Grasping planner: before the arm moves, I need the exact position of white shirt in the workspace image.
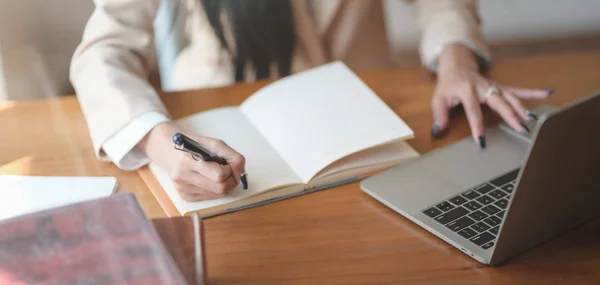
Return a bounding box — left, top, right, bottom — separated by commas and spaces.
102, 112, 170, 170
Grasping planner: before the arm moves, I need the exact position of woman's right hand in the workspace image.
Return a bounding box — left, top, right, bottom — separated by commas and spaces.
138, 122, 246, 201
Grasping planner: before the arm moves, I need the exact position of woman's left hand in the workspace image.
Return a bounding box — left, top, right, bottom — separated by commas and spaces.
431, 44, 552, 148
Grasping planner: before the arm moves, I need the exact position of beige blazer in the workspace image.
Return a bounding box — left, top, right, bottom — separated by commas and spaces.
71, 0, 490, 161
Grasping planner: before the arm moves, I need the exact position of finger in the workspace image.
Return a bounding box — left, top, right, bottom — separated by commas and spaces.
486, 94, 526, 133
175, 182, 223, 201
215, 146, 245, 187
226, 153, 246, 187
459, 88, 485, 145
191, 160, 232, 183
198, 138, 246, 185
503, 91, 530, 121
504, 87, 552, 100
180, 171, 238, 195
431, 95, 451, 138
178, 192, 202, 202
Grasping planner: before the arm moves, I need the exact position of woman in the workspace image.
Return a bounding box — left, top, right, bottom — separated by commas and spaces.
71, 0, 551, 201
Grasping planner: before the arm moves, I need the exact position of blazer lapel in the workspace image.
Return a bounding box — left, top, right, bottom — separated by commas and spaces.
313, 0, 342, 36
291, 0, 329, 68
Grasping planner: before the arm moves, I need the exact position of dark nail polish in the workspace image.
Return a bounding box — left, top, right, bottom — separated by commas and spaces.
478, 136, 486, 149
431, 122, 441, 138
520, 122, 531, 133
526, 110, 538, 121
545, 88, 555, 95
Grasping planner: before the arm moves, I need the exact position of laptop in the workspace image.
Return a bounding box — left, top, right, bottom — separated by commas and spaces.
361, 92, 600, 265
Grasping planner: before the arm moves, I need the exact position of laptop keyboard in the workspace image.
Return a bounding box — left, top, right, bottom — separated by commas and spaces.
421, 168, 519, 250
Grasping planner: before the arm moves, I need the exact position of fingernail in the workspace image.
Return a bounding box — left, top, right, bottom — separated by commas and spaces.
526, 110, 538, 121
431, 122, 441, 138
478, 136, 486, 149
545, 88, 554, 95
520, 122, 531, 133
240, 171, 248, 190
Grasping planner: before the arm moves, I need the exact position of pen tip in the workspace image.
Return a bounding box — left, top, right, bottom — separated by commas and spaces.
240, 172, 248, 190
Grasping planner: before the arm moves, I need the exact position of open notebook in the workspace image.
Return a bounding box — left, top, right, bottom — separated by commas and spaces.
145, 62, 419, 217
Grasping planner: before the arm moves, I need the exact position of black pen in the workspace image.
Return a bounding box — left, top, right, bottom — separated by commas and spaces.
173, 133, 248, 190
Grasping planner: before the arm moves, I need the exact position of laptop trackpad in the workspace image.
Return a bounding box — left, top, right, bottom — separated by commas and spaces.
421, 127, 528, 190
361, 127, 528, 215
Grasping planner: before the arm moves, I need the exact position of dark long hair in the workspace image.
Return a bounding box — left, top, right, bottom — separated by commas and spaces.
202, 0, 296, 81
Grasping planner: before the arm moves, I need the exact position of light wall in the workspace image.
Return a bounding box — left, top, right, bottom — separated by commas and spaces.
0, 0, 94, 101
1, 0, 600, 101
385, 0, 600, 52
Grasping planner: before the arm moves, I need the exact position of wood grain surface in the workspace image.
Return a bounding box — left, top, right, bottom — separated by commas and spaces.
2, 49, 600, 284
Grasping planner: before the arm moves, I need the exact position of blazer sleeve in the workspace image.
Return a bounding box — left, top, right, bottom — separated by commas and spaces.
414, 0, 492, 72
70, 0, 169, 161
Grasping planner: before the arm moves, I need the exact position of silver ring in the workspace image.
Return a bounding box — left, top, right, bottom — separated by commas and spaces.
484, 86, 501, 102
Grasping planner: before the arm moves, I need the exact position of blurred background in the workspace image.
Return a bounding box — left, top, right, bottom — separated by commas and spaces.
1, 0, 599, 102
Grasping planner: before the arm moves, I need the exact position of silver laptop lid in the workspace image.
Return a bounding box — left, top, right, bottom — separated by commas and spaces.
491, 92, 600, 265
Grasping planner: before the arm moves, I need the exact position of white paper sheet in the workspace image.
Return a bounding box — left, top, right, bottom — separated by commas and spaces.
0, 175, 117, 220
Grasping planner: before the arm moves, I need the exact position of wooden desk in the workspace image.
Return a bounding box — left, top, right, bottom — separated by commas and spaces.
2, 49, 600, 284
153, 216, 205, 285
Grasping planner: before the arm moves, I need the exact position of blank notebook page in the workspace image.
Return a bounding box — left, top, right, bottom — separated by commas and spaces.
241, 62, 414, 182
0, 175, 117, 220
